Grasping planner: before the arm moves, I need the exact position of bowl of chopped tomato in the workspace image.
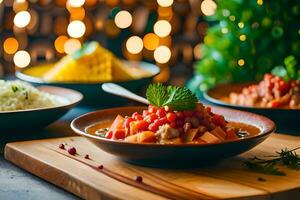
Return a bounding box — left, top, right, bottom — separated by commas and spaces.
71, 103, 275, 167
204, 74, 300, 133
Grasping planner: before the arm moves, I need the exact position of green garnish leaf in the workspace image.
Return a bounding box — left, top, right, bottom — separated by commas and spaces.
11, 85, 18, 92
244, 147, 300, 176
146, 83, 198, 110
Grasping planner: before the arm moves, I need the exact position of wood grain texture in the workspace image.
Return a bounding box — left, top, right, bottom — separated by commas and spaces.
4, 133, 300, 200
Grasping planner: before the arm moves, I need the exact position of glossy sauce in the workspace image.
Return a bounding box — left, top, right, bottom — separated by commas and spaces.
86, 121, 261, 142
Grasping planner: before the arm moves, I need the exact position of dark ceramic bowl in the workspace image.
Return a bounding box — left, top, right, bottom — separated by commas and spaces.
16, 61, 160, 107
0, 86, 82, 132
204, 83, 300, 133
71, 106, 275, 167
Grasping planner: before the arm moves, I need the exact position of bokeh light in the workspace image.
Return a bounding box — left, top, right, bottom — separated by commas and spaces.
67, 0, 85, 7
114, 10, 132, 29
126, 36, 143, 54
201, 0, 217, 16
67, 20, 86, 38
13, 50, 31, 68
238, 59, 245, 66
239, 34, 246, 41
154, 20, 171, 37
54, 35, 68, 53
14, 11, 31, 28
64, 38, 81, 54
143, 33, 159, 50
154, 46, 171, 63
3, 37, 19, 54
157, 0, 173, 7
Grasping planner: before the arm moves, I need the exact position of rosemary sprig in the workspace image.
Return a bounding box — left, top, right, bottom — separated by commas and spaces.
244, 147, 300, 176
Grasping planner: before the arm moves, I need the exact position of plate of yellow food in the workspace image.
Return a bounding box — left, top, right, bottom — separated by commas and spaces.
16, 41, 160, 106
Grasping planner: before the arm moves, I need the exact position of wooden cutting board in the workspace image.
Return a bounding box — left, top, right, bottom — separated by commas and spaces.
4, 133, 300, 200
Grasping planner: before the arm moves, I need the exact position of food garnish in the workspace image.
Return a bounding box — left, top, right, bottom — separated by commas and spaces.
146, 83, 198, 111
98, 165, 104, 169
58, 144, 65, 149
244, 147, 300, 176
84, 154, 90, 159
67, 147, 77, 155
135, 176, 143, 183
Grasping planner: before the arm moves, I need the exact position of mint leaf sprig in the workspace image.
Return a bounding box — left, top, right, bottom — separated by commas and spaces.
244, 147, 300, 176
146, 83, 198, 111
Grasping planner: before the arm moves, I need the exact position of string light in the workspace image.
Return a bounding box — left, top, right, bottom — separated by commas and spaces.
126, 36, 143, 54
114, 10, 132, 29
3, 37, 19, 54
13, 50, 31, 68
201, 0, 217, 16
54, 36, 68, 53
67, 0, 85, 7
154, 46, 171, 63
157, 0, 173, 7
154, 20, 171, 37
143, 33, 159, 50
239, 34, 246, 41
14, 11, 31, 28
64, 38, 81, 54
238, 59, 245, 66
67, 20, 86, 38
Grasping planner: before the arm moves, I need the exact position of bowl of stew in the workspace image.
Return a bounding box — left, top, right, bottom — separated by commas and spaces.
71, 103, 275, 167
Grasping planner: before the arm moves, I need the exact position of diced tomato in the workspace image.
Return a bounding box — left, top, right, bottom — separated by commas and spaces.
109, 115, 125, 132
132, 112, 143, 121
157, 117, 168, 125
166, 112, 177, 122
105, 130, 113, 139
156, 108, 166, 118
144, 113, 158, 123
212, 114, 226, 127
137, 131, 156, 143
124, 117, 134, 129
142, 110, 149, 117
113, 129, 126, 139
148, 105, 157, 114
278, 80, 290, 94
148, 122, 159, 132
270, 100, 281, 108
129, 120, 149, 134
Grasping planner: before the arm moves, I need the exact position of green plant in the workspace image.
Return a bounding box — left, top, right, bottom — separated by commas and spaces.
189, 0, 300, 92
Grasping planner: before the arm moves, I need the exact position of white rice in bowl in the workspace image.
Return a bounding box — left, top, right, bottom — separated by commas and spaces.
0, 80, 68, 112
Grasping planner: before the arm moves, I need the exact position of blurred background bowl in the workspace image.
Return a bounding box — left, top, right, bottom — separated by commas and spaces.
0, 86, 83, 132
16, 61, 159, 107
204, 83, 300, 134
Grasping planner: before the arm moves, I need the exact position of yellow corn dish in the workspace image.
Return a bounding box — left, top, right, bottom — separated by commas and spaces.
40, 42, 151, 83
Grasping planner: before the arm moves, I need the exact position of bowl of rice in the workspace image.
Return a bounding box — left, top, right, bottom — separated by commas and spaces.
0, 80, 83, 131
